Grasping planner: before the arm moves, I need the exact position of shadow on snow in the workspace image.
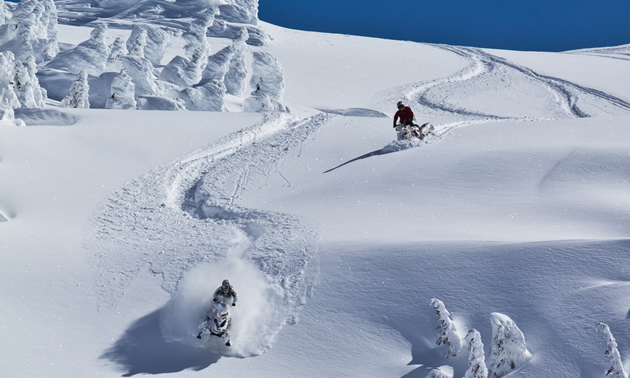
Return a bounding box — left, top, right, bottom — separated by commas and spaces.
101, 309, 221, 377
323, 148, 393, 173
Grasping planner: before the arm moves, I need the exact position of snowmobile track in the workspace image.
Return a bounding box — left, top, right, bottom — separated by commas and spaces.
86, 112, 336, 331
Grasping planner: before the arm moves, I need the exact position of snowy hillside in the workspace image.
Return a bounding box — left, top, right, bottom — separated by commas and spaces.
1, 1, 630, 377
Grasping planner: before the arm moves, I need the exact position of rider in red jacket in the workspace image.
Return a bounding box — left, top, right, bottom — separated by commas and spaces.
393, 101, 415, 127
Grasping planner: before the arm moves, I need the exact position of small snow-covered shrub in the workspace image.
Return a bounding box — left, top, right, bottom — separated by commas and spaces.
487, 313, 531, 378
61, 70, 89, 108
430, 298, 462, 358
465, 329, 488, 378
106, 69, 136, 110
596, 322, 627, 378
425, 366, 454, 378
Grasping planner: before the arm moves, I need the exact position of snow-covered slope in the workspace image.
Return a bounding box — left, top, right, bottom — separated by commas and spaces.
1, 5, 630, 378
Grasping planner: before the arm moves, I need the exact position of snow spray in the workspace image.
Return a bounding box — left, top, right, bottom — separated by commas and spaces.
159, 232, 283, 356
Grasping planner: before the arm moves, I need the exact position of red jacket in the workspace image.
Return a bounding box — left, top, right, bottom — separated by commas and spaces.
394, 106, 414, 126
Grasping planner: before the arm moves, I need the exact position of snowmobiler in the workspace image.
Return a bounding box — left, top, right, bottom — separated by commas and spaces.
393, 101, 434, 140
393, 101, 415, 128
197, 279, 237, 346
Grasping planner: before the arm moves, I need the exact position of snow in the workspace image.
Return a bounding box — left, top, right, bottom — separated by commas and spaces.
1, 3, 630, 378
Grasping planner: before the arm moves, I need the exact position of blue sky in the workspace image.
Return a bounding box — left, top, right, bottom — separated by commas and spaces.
258, 0, 630, 52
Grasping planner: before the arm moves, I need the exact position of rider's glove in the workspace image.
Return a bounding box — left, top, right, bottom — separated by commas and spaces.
232, 303, 236, 306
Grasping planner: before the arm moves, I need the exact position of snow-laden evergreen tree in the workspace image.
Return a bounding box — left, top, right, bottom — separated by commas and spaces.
0, 0, 58, 62
61, 70, 89, 108
106, 37, 127, 71
0, 51, 20, 121
13, 55, 46, 108
201, 44, 236, 84
596, 322, 627, 378
179, 80, 225, 111
46, 22, 109, 75
243, 51, 289, 112
176, 44, 237, 111
465, 329, 488, 378
430, 298, 462, 358
217, 0, 259, 24
35, 0, 59, 60
120, 54, 159, 97
186, 47, 209, 85
106, 69, 136, 110
425, 366, 454, 378
487, 313, 532, 378
0, 0, 10, 25
126, 25, 171, 67
225, 27, 248, 96
183, 7, 217, 58
127, 28, 147, 58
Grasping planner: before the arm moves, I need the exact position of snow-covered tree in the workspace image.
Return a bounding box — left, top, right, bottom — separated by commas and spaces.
217, 0, 259, 25
187, 47, 209, 85
0, 0, 58, 62
13, 55, 46, 108
225, 27, 248, 96
120, 55, 158, 97
127, 28, 147, 58
126, 25, 171, 67
201, 44, 236, 85
46, 22, 109, 75
425, 366, 454, 378
183, 7, 217, 58
465, 329, 488, 378
179, 80, 225, 111
430, 298, 462, 358
0, 0, 11, 25
243, 51, 289, 112
61, 70, 89, 108
596, 322, 627, 378
36, 0, 59, 60
108, 37, 127, 63
106, 69, 136, 110
0, 51, 20, 121
487, 313, 532, 378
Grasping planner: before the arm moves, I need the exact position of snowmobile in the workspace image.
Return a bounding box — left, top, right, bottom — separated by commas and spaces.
196, 300, 232, 346
395, 122, 434, 141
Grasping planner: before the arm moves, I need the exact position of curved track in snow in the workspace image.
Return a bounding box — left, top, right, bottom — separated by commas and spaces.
377, 45, 630, 142
87, 112, 335, 355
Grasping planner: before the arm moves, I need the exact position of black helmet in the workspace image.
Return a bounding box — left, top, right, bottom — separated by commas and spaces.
222, 279, 230, 288
397, 101, 404, 109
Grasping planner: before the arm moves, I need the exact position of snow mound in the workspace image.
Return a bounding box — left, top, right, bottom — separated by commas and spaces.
382, 138, 425, 153
316, 107, 389, 118
14, 108, 76, 125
